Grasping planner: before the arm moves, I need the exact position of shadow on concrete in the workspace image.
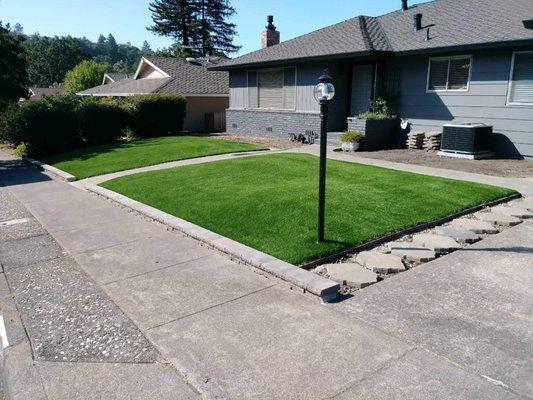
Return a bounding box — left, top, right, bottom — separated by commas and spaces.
0, 159, 52, 187
460, 246, 533, 254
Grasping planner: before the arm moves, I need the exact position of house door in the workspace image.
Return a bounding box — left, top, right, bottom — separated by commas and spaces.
350, 64, 374, 116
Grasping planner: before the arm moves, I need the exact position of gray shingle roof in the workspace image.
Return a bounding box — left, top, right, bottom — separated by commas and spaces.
79, 57, 228, 96
104, 72, 129, 82
379, 0, 533, 53
78, 78, 171, 96
28, 87, 65, 100
146, 57, 229, 95
212, 0, 533, 70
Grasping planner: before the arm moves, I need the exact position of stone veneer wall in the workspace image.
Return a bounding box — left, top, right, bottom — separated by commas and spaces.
226, 109, 321, 139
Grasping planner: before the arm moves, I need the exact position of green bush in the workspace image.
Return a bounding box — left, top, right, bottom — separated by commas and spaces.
0, 94, 82, 157
340, 129, 364, 143
127, 94, 186, 138
358, 97, 391, 120
79, 102, 129, 145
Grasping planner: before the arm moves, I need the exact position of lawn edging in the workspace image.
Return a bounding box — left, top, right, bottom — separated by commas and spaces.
299, 192, 521, 270
25, 158, 77, 182
86, 184, 340, 302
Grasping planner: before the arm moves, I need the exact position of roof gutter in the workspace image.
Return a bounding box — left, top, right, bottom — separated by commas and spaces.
207, 50, 391, 71
393, 38, 533, 56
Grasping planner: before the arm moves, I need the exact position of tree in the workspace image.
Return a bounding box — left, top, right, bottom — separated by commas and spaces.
0, 22, 28, 109
148, 0, 194, 56
64, 60, 107, 94
141, 40, 153, 55
24, 35, 86, 86
148, 0, 240, 57
106, 33, 119, 63
191, 0, 240, 56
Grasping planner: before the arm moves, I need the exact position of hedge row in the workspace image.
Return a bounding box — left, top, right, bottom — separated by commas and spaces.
0, 93, 186, 158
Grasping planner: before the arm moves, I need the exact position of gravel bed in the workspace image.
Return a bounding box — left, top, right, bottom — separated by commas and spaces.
210, 133, 304, 150
351, 149, 533, 178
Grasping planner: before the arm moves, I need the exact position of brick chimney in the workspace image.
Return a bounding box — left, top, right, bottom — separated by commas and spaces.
261, 16, 280, 49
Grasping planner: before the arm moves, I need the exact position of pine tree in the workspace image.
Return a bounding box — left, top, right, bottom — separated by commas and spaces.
148, 0, 240, 57
148, 0, 195, 56
191, 0, 240, 56
106, 33, 118, 63
141, 40, 153, 55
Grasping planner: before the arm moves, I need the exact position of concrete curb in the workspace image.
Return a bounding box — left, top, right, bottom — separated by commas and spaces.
86, 185, 340, 302
25, 159, 77, 182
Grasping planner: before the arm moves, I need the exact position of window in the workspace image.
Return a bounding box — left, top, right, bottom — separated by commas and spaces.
507, 51, 533, 105
427, 56, 471, 92
247, 67, 296, 110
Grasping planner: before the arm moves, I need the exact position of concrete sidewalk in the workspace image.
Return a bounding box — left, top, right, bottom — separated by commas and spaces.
1, 151, 531, 399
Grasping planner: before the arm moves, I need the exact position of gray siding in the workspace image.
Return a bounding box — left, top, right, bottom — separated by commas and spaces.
227, 61, 348, 134
395, 50, 533, 158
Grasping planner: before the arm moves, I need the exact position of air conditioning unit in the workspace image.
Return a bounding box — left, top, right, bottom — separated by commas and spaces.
438, 123, 494, 159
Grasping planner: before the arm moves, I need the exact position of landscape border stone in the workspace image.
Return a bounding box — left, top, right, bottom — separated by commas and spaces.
25, 158, 77, 182
86, 185, 340, 302
300, 192, 521, 270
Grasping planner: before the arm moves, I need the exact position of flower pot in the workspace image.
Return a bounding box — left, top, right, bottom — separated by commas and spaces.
341, 141, 360, 152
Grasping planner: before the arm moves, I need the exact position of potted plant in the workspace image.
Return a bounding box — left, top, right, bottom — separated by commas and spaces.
340, 129, 363, 152
346, 97, 398, 150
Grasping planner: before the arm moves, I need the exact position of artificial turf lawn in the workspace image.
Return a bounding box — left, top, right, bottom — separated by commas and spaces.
45, 136, 266, 179
102, 153, 515, 265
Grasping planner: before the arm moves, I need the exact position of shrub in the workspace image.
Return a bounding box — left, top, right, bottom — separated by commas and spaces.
127, 94, 186, 138
79, 102, 129, 145
64, 60, 108, 94
0, 95, 82, 157
340, 130, 364, 143
358, 97, 391, 120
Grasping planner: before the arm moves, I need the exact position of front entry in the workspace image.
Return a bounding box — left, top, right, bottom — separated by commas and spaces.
350, 64, 374, 116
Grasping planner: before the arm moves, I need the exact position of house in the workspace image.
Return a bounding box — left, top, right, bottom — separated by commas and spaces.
102, 72, 129, 85
79, 56, 229, 132
26, 86, 65, 100
210, 0, 533, 159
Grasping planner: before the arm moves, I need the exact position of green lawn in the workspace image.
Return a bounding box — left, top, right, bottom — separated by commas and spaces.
45, 136, 266, 179
102, 153, 515, 265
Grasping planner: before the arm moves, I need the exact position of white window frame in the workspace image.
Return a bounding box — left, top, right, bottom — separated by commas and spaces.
245, 67, 297, 111
506, 50, 533, 106
426, 55, 472, 93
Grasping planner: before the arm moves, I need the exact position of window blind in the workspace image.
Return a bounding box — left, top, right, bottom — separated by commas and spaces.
428, 56, 470, 91
247, 68, 296, 110
509, 52, 533, 104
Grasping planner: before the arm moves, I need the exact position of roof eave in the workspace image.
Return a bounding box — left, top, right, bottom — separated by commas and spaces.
394, 38, 533, 56
207, 50, 389, 71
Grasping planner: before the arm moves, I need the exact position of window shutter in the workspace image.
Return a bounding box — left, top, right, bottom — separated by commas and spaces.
283, 68, 296, 110
509, 52, 533, 104
448, 58, 470, 90
428, 59, 449, 90
258, 69, 283, 109
247, 71, 258, 108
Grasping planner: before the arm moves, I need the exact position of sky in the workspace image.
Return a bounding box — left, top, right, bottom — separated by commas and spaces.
0, 0, 428, 56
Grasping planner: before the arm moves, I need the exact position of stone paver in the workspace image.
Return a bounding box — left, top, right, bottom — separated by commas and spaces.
335, 220, 533, 398
434, 226, 482, 244
515, 197, 533, 211
355, 251, 406, 273
449, 218, 499, 234
491, 205, 533, 219
388, 242, 436, 263
411, 233, 461, 254
476, 212, 522, 227
324, 262, 378, 288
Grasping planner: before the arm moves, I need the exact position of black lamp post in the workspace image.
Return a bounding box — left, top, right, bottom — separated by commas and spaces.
313, 70, 335, 243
